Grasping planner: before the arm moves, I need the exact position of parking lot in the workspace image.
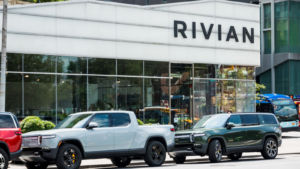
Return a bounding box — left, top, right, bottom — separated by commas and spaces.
10, 132, 300, 169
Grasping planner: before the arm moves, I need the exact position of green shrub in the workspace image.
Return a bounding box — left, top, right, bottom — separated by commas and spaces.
21, 116, 56, 133
137, 119, 144, 125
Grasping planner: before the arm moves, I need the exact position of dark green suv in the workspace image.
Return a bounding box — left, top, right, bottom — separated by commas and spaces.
169, 113, 282, 163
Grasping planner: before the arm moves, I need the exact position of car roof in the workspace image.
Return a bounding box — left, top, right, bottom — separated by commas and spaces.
70, 111, 135, 115
206, 112, 275, 116
0, 112, 15, 116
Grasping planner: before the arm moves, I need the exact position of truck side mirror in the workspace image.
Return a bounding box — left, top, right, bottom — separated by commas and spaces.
87, 122, 98, 129
226, 122, 235, 129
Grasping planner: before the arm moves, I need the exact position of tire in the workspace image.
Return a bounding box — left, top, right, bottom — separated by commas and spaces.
261, 138, 278, 159
0, 148, 9, 169
227, 153, 242, 160
144, 141, 166, 166
56, 144, 82, 169
172, 156, 186, 164
208, 139, 222, 163
24, 162, 49, 169
111, 157, 132, 167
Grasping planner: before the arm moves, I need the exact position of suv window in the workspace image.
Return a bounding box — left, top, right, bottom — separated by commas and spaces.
258, 114, 278, 125
111, 113, 131, 127
91, 114, 109, 128
228, 115, 242, 126
241, 115, 258, 125
0, 114, 16, 128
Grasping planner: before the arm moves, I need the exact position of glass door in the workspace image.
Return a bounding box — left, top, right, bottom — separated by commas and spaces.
170, 63, 193, 131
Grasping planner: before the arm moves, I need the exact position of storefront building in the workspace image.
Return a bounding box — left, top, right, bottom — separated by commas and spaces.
1, 0, 260, 131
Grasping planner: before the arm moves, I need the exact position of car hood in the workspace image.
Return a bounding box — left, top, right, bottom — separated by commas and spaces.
22, 128, 80, 137
175, 128, 220, 135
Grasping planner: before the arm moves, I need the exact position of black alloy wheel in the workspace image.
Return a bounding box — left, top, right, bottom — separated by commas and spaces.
227, 153, 242, 160
208, 139, 222, 163
111, 157, 132, 167
172, 156, 186, 164
24, 162, 49, 169
56, 144, 82, 169
144, 141, 166, 166
261, 138, 278, 159
0, 148, 8, 169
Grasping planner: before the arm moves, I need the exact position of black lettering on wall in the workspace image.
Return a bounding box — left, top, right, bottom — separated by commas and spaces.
174, 20, 187, 38
200, 23, 214, 39
218, 25, 221, 41
226, 26, 239, 42
243, 27, 254, 43
192, 22, 196, 38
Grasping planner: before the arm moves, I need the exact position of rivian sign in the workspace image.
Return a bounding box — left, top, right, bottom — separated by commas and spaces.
174, 20, 254, 43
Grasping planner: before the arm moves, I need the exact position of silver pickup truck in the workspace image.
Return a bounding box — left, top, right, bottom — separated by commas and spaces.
20, 111, 175, 169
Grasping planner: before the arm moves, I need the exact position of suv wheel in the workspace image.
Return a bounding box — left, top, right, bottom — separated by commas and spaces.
227, 153, 242, 160
172, 156, 186, 164
56, 144, 82, 169
261, 138, 278, 159
24, 162, 49, 169
144, 141, 166, 166
208, 140, 222, 163
0, 148, 9, 169
111, 157, 132, 167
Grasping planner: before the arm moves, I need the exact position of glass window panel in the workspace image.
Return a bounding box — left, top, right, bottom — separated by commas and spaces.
117, 59, 143, 76
237, 66, 255, 80
57, 75, 87, 124
90, 114, 109, 128
5, 73, 22, 120
289, 60, 300, 94
111, 113, 131, 127
264, 4, 271, 28
117, 77, 143, 113
275, 1, 288, 19
193, 79, 217, 123
241, 115, 258, 124
216, 80, 236, 113
57, 56, 87, 74
264, 31, 271, 54
289, 18, 300, 53
24, 54, 56, 72
88, 58, 116, 75
275, 61, 289, 95
262, 115, 278, 124
259, 70, 272, 94
275, 1, 288, 53
228, 115, 242, 126
0, 115, 16, 128
88, 76, 116, 111
24, 74, 56, 124
194, 64, 216, 78
7, 53, 22, 71
216, 65, 237, 79
144, 61, 169, 77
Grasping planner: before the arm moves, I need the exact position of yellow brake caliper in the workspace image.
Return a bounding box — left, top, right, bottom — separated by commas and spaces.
72, 154, 76, 163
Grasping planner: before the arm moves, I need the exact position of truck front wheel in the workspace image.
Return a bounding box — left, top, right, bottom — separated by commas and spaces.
111, 157, 131, 167
144, 141, 166, 166
56, 144, 82, 169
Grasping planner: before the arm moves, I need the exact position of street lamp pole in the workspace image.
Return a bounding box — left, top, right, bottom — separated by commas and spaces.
0, 0, 8, 112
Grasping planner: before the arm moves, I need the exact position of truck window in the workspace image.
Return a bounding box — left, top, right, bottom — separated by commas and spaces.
262, 115, 278, 124
228, 115, 242, 126
0, 114, 16, 128
111, 113, 131, 127
91, 114, 109, 128
241, 115, 258, 125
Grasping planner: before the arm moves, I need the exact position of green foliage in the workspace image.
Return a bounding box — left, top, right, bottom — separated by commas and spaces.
255, 82, 266, 100
21, 116, 56, 133
137, 119, 144, 125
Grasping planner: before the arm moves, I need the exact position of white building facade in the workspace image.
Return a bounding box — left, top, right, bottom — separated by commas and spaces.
0, 0, 260, 131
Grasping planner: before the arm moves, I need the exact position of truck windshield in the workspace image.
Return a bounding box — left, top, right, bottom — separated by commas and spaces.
193, 114, 230, 129
273, 104, 298, 121
55, 113, 93, 129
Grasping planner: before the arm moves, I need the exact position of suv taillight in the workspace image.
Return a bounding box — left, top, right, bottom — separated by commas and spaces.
15, 131, 22, 135
170, 128, 175, 132
279, 126, 282, 131
38, 136, 42, 145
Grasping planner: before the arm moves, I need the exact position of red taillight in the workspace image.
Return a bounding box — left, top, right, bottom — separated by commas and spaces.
170, 128, 175, 132
15, 131, 22, 135
38, 136, 42, 145
279, 127, 282, 131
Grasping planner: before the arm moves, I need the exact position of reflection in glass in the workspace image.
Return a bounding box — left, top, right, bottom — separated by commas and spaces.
144, 61, 169, 77
24, 54, 56, 72
194, 79, 217, 123
7, 53, 22, 71
57, 75, 87, 124
6, 73, 22, 120
216, 65, 237, 79
88, 58, 116, 75
55, 113, 93, 129
237, 66, 255, 80
117, 77, 143, 114
88, 76, 116, 111
117, 60, 143, 76
57, 56, 87, 74
216, 80, 236, 113
194, 64, 216, 78
24, 74, 56, 124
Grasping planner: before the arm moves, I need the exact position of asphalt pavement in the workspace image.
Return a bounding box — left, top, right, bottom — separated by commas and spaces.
9, 132, 300, 169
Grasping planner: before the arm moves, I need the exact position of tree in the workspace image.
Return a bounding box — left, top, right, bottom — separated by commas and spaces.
255, 82, 266, 100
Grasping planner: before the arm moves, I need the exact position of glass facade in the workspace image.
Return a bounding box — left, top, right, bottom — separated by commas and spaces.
264, 31, 272, 54
289, 1, 300, 53
259, 70, 272, 94
275, 1, 289, 53
264, 4, 271, 29
5, 53, 255, 131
